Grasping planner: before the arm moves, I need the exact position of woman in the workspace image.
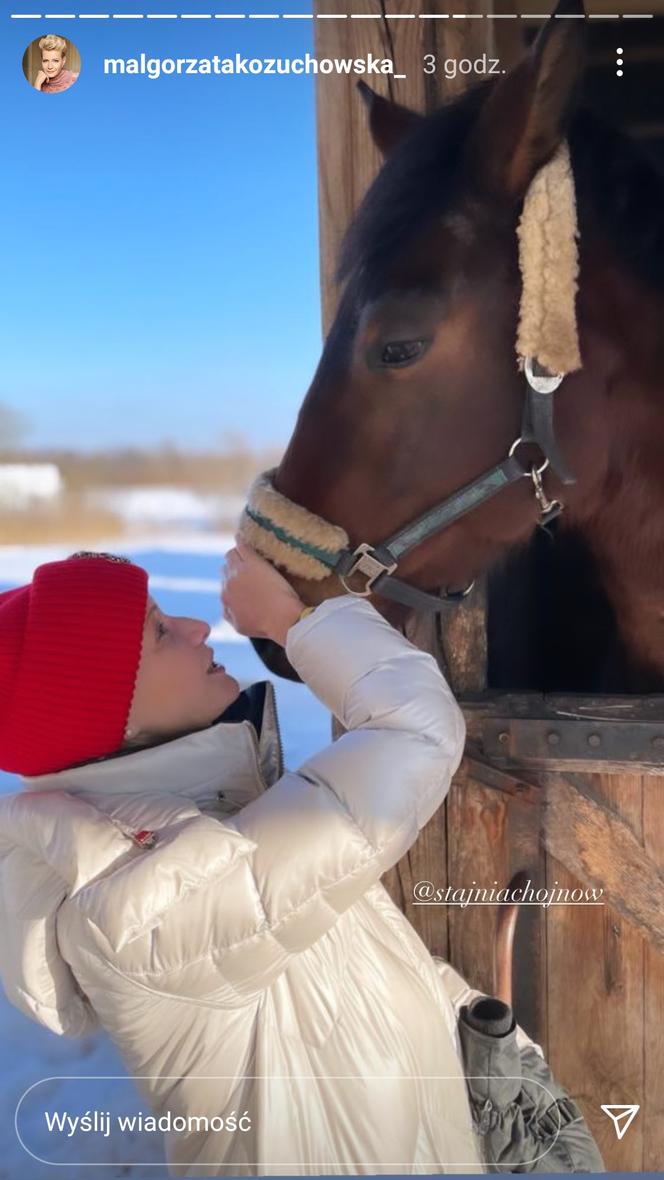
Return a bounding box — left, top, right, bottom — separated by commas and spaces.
0, 541, 495, 1175
33, 33, 79, 93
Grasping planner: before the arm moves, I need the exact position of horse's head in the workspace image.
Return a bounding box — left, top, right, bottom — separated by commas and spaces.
251, 0, 610, 680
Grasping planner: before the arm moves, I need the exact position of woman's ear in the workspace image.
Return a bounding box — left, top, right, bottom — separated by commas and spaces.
123, 722, 140, 747
464, 0, 586, 199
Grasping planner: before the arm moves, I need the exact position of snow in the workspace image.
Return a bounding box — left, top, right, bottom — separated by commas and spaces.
86, 487, 246, 529
0, 530, 238, 584
0, 464, 63, 508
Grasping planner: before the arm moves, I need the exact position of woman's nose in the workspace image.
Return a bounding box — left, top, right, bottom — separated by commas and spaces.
182, 617, 211, 644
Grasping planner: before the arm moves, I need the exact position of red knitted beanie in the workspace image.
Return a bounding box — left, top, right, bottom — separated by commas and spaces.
0, 552, 149, 776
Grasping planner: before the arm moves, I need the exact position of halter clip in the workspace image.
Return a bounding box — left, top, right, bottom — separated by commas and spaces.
339, 543, 398, 597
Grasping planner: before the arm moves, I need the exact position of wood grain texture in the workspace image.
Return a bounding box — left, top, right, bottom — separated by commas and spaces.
545, 773, 646, 1170
643, 776, 664, 1169
314, 1, 387, 336
542, 773, 664, 955
446, 765, 546, 1044
438, 579, 488, 695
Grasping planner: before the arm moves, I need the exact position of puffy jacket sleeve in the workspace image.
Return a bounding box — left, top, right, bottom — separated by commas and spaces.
212, 594, 466, 996
0, 837, 101, 1037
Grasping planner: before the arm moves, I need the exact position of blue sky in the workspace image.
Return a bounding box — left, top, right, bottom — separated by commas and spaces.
2, 3, 324, 450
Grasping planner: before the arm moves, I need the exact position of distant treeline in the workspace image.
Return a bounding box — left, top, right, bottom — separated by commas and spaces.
0, 441, 284, 492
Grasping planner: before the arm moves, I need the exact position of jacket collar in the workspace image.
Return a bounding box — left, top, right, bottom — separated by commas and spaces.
20, 679, 284, 814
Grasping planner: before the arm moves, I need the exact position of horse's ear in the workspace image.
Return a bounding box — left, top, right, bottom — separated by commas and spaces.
465, 0, 587, 199
357, 81, 424, 157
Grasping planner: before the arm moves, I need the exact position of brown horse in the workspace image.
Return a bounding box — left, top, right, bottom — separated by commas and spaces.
251, 0, 664, 694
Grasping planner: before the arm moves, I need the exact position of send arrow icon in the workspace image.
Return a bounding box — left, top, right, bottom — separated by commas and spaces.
601, 1104, 640, 1140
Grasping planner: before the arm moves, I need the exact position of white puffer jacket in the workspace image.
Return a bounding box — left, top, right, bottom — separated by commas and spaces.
0, 595, 487, 1175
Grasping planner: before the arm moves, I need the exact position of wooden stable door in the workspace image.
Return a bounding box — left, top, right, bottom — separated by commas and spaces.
451, 748, 664, 1170
378, 647, 664, 1169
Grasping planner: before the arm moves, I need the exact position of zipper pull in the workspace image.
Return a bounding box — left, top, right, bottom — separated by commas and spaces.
131, 829, 158, 849
476, 1098, 494, 1135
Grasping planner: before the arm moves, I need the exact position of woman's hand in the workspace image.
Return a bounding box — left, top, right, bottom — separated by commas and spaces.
222, 535, 305, 646
34, 70, 47, 89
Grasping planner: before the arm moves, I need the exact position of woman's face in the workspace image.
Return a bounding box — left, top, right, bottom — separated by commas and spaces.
126, 596, 241, 745
41, 49, 65, 79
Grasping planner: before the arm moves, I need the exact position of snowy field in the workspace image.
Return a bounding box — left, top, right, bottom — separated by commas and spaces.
0, 534, 331, 1179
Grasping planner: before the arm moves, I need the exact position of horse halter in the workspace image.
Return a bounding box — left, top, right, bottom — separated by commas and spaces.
242, 362, 574, 615
241, 143, 581, 615
331, 357, 576, 611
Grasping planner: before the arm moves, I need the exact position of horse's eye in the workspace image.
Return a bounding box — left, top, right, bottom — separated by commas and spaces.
380, 339, 428, 366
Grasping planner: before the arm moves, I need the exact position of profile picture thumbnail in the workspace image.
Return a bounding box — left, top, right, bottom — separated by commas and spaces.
23, 33, 81, 94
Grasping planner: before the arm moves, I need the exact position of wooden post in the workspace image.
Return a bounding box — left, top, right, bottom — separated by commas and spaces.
315, 0, 494, 338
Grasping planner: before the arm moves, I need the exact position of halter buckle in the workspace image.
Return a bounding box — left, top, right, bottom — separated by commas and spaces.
339, 543, 398, 597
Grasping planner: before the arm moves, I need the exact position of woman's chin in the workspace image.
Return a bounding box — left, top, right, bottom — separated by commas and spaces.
216, 673, 241, 704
